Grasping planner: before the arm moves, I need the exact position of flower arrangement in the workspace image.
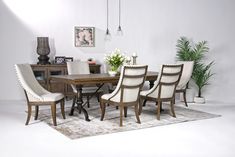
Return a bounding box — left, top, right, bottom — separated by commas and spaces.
104, 48, 126, 72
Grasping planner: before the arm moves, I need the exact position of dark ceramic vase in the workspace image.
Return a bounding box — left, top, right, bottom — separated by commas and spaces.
37, 37, 50, 64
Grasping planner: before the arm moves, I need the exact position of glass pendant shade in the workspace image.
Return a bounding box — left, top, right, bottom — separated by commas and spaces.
116, 25, 123, 36
105, 28, 112, 41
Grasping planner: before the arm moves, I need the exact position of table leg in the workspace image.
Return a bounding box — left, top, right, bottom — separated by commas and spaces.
77, 85, 90, 121
69, 85, 90, 121
69, 94, 77, 116
69, 84, 104, 122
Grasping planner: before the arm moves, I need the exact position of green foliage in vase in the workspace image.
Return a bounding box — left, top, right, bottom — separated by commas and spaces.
104, 48, 125, 71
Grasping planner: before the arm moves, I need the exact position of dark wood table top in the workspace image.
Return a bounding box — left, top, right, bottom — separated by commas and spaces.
50, 71, 158, 85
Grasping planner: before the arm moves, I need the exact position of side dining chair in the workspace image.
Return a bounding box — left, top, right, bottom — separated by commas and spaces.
175, 61, 194, 107
100, 65, 148, 126
15, 64, 65, 126
67, 61, 102, 111
139, 64, 183, 120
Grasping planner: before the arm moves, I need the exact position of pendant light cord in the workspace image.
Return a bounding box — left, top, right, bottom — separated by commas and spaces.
118, 0, 121, 27
107, 0, 109, 30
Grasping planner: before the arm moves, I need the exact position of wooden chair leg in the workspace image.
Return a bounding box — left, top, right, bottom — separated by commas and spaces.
69, 95, 76, 116
124, 107, 128, 117
135, 104, 141, 124
34, 106, 39, 120
170, 100, 176, 118
143, 99, 147, 106
120, 106, 123, 127
157, 101, 161, 120
51, 103, 57, 126
159, 102, 164, 112
183, 91, 188, 107
100, 99, 106, 121
173, 96, 176, 104
139, 97, 143, 115
25, 105, 32, 125
60, 99, 66, 119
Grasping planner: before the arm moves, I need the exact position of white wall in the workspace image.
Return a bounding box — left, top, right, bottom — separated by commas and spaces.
0, 0, 235, 103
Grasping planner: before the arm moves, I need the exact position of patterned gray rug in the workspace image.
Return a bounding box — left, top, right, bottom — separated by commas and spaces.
38, 101, 220, 139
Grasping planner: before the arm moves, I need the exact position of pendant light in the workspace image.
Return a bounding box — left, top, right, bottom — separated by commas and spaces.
105, 0, 111, 41
116, 0, 123, 36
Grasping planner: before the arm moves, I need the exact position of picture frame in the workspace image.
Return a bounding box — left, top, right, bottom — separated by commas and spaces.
74, 26, 95, 47
65, 57, 74, 62
54, 56, 65, 64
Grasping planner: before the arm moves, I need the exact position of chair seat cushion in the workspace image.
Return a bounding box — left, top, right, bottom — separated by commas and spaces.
41, 93, 64, 102
101, 93, 112, 101
140, 90, 156, 99
102, 93, 121, 102
140, 90, 150, 97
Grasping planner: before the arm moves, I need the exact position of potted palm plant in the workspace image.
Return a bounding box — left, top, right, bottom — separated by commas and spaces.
193, 62, 214, 103
176, 37, 214, 103
176, 37, 209, 72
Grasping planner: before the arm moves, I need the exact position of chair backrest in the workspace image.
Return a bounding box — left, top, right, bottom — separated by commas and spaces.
15, 64, 49, 101
109, 65, 148, 103
146, 64, 183, 99
67, 61, 90, 75
176, 61, 194, 89
158, 64, 183, 99
67, 61, 90, 93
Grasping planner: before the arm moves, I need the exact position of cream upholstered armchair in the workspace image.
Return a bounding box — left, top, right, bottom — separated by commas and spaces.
139, 64, 183, 120
100, 65, 148, 126
15, 64, 65, 126
67, 61, 102, 110
175, 61, 194, 107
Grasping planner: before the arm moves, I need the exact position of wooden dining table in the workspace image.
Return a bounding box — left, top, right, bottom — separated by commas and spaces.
50, 71, 158, 121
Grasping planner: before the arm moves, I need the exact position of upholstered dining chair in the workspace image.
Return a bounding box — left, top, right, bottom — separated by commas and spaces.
100, 65, 148, 126
67, 61, 102, 109
175, 61, 194, 107
15, 64, 65, 126
139, 64, 183, 120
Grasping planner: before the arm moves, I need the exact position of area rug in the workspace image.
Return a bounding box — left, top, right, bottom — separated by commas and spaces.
38, 101, 220, 139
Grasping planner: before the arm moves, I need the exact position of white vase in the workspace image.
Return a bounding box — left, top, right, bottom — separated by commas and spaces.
108, 71, 117, 76
194, 96, 205, 104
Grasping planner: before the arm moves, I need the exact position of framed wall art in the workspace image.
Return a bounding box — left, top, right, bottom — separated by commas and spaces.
74, 26, 95, 47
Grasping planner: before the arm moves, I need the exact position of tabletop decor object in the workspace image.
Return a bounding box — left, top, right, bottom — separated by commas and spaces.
104, 48, 125, 76
125, 56, 131, 65
37, 37, 50, 64
54, 56, 65, 64
132, 52, 137, 65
